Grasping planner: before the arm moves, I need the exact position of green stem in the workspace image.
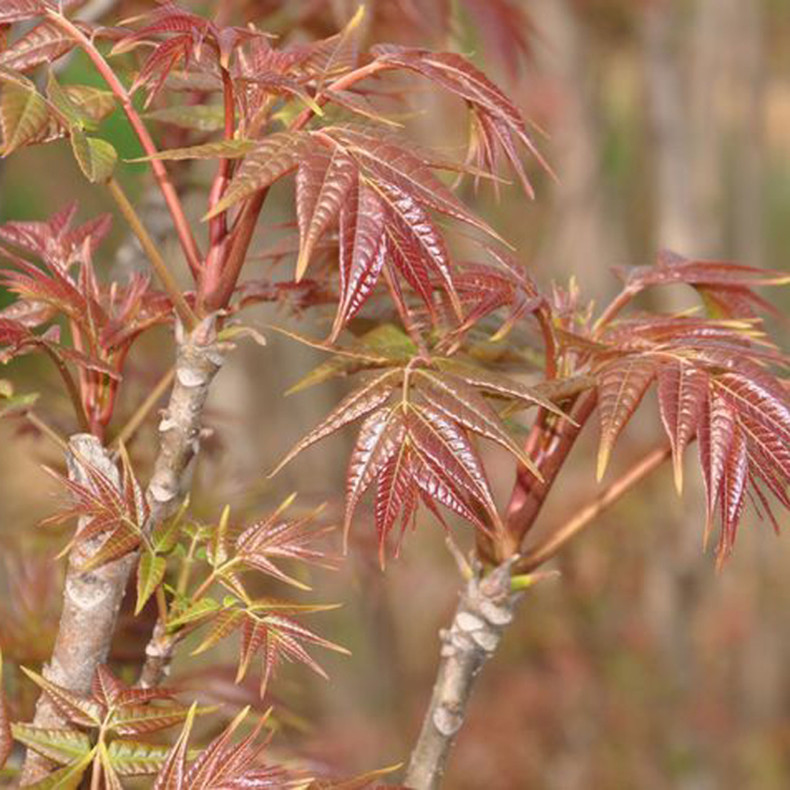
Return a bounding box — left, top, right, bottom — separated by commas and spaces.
107, 178, 197, 329
176, 530, 201, 598
26, 411, 69, 451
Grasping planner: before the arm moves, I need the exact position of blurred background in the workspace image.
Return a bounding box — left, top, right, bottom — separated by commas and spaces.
1, 0, 790, 788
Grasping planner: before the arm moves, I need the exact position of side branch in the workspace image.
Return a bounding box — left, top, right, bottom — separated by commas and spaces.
517, 444, 672, 572
107, 178, 197, 329
404, 562, 518, 790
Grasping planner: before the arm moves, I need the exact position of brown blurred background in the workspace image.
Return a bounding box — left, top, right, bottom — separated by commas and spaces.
1, 1, 790, 788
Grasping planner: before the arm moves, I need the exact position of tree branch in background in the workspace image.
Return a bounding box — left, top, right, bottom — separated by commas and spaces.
517, 444, 673, 572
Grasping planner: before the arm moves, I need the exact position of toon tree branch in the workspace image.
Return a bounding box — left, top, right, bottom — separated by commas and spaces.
504, 390, 599, 551
404, 561, 518, 790
138, 319, 226, 688
405, 392, 599, 788
21, 320, 224, 785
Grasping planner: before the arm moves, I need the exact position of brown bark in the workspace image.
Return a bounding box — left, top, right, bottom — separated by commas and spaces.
21, 318, 225, 784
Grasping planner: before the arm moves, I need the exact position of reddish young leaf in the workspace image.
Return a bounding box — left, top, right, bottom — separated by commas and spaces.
409, 451, 485, 529
379, 180, 461, 317
235, 511, 337, 589
332, 179, 388, 338
188, 602, 347, 699
42, 451, 148, 569
718, 427, 748, 561
595, 354, 656, 480
270, 369, 400, 476
206, 132, 308, 218
657, 359, 708, 492
407, 404, 499, 527
0, 20, 76, 71
371, 45, 550, 196
21, 667, 103, 727
174, 706, 303, 789
296, 143, 357, 280
327, 125, 501, 239
344, 407, 406, 540
0, 2, 52, 26
374, 442, 414, 560
152, 704, 196, 790
415, 369, 536, 470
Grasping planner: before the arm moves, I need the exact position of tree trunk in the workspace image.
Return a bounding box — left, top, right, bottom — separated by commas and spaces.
21, 318, 225, 784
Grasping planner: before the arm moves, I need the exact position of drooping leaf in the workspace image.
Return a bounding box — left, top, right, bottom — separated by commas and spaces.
0, 75, 50, 154
70, 128, 117, 183
370, 45, 550, 197
62, 86, 115, 126
136, 551, 167, 615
